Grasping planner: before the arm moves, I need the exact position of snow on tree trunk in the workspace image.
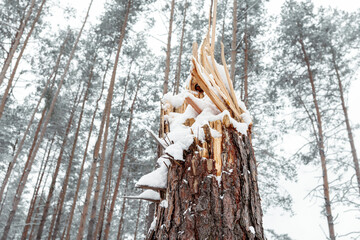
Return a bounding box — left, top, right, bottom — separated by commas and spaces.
148, 124, 264, 239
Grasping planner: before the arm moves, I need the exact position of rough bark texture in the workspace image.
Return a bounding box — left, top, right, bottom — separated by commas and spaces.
148, 126, 264, 240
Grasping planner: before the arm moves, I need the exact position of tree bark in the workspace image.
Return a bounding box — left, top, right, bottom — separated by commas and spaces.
299, 39, 336, 240
103, 79, 140, 240
0, 0, 36, 87
0, 0, 47, 119
174, 0, 187, 95
163, 0, 175, 94
230, 0, 237, 83
331, 49, 360, 195
148, 126, 264, 239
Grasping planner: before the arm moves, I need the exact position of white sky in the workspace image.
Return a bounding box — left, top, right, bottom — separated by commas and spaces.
39, 0, 360, 239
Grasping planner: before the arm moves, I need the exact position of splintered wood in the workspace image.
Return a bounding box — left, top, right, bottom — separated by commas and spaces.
161, 0, 249, 176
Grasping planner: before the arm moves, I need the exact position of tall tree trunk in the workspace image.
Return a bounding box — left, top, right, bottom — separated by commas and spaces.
243, 3, 249, 107
174, 0, 187, 95
103, 79, 140, 240
0, 0, 92, 236
65, 56, 108, 240
163, 0, 175, 94
148, 126, 264, 239
299, 39, 336, 240
35, 84, 82, 240
21, 135, 55, 240
116, 176, 130, 240
134, 200, 142, 240
221, 0, 228, 44
0, 0, 47, 119
0, 33, 69, 205
51, 57, 95, 240
331, 50, 360, 194
230, 0, 237, 83
0, 0, 36, 87
77, 1, 129, 239
93, 63, 131, 239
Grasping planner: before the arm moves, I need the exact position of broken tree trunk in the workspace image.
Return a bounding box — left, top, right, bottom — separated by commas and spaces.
147, 122, 264, 239
140, 2, 264, 239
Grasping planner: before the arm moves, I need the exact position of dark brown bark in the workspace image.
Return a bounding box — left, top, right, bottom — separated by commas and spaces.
163, 0, 175, 94
148, 127, 264, 240
35, 84, 82, 240
230, 0, 237, 83
0, 0, 47, 119
0, 0, 35, 87
299, 39, 336, 240
65, 56, 108, 240
21, 135, 55, 240
103, 79, 141, 240
174, 0, 187, 95
331, 50, 360, 194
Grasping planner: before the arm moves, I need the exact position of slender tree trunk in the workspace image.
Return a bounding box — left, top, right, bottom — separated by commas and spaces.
0, 0, 47, 119
116, 177, 129, 240
0, 33, 69, 205
0, 0, 92, 235
103, 79, 140, 240
77, 1, 129, 238
230, 0, 237, 83
21, 135, 55, 240
134, 200, 142, 240
0, 0, 36, 87
163, 0, 175, 94
93, 64, 131, 239
51, 57, 95, 240
243, 4, 249, 107
299, 39, 336, 240
35, 84, 82, 240
331, 50, 360, 194
65, 56, 108, 240
174, 0, 187, 95
221, 0, 228, 44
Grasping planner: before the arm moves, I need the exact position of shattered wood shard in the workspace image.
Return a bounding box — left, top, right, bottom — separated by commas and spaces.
135, 1, 265, 239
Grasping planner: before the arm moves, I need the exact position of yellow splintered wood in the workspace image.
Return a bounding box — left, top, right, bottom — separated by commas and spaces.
191, 58, 228, 113
220, 42, 242, 114
201, 141, 209, 159
212, 120, 222, 176
222, 114, 231, 128
192, 42, 198, 62
185, 97, 202, 114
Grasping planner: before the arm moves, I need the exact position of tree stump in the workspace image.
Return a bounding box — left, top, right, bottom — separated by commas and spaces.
147, 124, 265, 240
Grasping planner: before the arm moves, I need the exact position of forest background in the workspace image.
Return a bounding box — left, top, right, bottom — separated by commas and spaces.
0, 0, 359, 239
